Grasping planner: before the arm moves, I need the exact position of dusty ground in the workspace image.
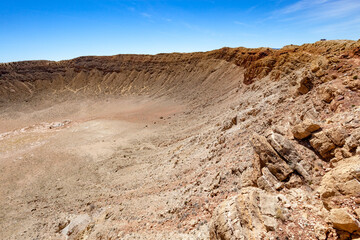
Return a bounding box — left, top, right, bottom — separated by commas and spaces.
0, 96, 194, 238
1, 93, 240, 239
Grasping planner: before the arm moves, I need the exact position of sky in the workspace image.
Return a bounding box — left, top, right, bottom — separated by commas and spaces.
1, 0, 360, 62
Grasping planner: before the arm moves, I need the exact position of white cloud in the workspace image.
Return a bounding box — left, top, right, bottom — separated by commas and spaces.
316, 1, 360, 19
270, 0, 360, 39
277, 0, 329, 14
272, 0, 360, 24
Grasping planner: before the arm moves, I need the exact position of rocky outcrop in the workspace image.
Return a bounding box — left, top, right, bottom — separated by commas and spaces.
329, 208, 360, 234
291, 119, 321, 140
316, 156, 360, 238
250, 132, 310, 190
267, 132, 310, 180
326, 127, 348, 147
319, 85, 337, 103
297, 72, 314, 94
209, 131, 319, 239
291, 117, 354, 162
310, 126, 349, 160
211, 120, 359, 239
250, 133, 293, 181
310, 131, 337, 159
318, 156, 360, 210
345, 128, 360, 154
209, 187, 284, 240
60, 214, 91, 239
257, 167, 283, 192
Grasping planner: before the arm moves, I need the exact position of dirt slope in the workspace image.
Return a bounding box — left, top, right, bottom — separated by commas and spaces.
0, 40, 360, 239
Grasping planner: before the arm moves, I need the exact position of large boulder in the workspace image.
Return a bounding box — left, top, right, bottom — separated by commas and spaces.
319, 86, 336, 103
310, 126, 350, 160
267, 132, 310, 180
298, 73, 314, 94
318, 156, 360, 210
292, 119, 321, 140
329, 208, 360, 233
325, 127, 348, 147
61, 214, 91, 239
257, 167, 283, 192
310, 131, 336, 160
209, 187, 282, 240
310, 56, 329, 73
345, 128, 360, 152
250, 133, 293, 181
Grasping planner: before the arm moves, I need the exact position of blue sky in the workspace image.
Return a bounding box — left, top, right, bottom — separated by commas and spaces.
1, 0, 360, 62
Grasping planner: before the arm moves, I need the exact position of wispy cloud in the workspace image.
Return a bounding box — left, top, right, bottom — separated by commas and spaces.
140, 12, 152, 18
276, 0, 329, 15
234, 21, 250, 27
316, 1, 360, 19
312, 16, 360, 33
274, 0, 360, 20
264, 0, 360, 40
